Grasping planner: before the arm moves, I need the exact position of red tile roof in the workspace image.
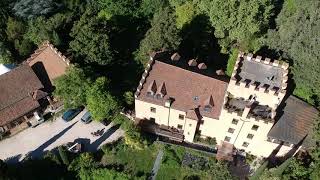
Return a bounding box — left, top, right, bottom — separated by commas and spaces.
136, 60, 228, 119
26, 41, 69, 83
0, 65, 43, 126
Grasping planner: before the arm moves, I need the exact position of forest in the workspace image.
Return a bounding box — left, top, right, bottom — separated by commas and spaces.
0, 0, 319, 179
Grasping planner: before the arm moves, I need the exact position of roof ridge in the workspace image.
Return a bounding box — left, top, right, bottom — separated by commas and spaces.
155, 60, 228, 85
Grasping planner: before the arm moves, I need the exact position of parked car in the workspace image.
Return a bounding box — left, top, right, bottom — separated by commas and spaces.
62, 108, 82, 122
81, 111, 92, 124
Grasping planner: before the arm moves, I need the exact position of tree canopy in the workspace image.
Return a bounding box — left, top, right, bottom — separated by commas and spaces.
265, 0, 320, 105
70, 4, 113, 65
199, 0, 274, 52
86, 77, 118, 121
135, 7, 181, 64
13, 0, 61, 19
53, 67, 90, 109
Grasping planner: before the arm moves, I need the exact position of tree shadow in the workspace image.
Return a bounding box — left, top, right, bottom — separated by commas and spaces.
86, 124, 121, 152
29, 121, 78, 159
4, 154, 22, 164
179, 14, 229, 71
31, 62, 54, 93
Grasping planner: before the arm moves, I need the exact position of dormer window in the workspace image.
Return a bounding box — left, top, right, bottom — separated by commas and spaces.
155, 82, 166, 99
156, 94, 162, 99
147, 80, 157, 97
203, 95, 214, 112
147, 91, 153, 97
204, 105, 212, 112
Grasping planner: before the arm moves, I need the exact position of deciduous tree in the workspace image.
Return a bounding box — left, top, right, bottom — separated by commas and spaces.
24, 13, 73, 46
199, 0, 274, 52
265, 0, 320, 105
53, 67, 90, 109
0, 42, 13, 64
135, 7, 181, 64
86, 77, 118, 121
70, 5, 113, 65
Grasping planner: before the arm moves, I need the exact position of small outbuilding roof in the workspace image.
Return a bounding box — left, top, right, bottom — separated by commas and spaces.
268, 95, 319, 147
0, 65, 43, 126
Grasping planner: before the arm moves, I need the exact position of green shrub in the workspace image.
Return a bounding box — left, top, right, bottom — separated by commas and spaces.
226, 49, 239, 77
58, 146, 69, 165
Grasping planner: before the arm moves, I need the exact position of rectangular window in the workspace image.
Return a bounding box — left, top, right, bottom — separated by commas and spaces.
242, 142, 249, 147
179, 114, 184, 120
224, 136, 231, 142
227, 128, 235, 134
150, 117, 155, 123
232, 119, 238, 125
177, 124, 183, 129
150, 107, 156, 113
189, 124, 192, 127
251, 125, 259, 131
247, 134, 254, 139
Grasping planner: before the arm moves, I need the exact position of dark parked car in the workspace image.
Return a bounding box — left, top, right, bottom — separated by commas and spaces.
62, 108, 82, 122
81, 111, 92, 124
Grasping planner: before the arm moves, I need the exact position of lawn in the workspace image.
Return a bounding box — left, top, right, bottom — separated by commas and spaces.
226, 49, 239, 77
101, 140, 159, 178
156, 144, 230, 180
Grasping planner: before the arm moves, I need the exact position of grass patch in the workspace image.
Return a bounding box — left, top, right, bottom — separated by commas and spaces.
101, 140, 160, 177
157, 144, 230, 180
226, 49, 239, 77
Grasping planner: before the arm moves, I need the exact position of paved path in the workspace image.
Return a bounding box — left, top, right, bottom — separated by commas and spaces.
0, 110, 124, 163
150, 149, 164, 180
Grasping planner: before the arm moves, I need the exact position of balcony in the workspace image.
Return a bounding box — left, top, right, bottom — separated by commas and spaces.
136, 118, 184, 142
224, 96, 247, 116
247, 104, 273, 122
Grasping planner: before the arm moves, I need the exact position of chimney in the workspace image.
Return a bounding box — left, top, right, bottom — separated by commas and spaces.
242, 105, 251, 118
242, 101, 253, 118
198, 63, 207, 70
171, 52, 181, 61
165, 98, 172, 107
216, 69, 225, 76
188, 59, 197, 66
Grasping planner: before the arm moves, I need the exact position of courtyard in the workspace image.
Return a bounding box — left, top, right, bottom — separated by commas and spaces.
0, 110, 124, 163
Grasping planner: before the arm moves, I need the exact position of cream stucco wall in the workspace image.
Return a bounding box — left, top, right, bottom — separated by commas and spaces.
135, 99, 169, 125
135, 99, 198, 142
135, 89, 294, 157
198, 116, 225, 142
184, 118, 198, 142
227, 79, 284, 110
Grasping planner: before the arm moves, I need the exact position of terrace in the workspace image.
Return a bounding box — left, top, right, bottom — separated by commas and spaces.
136, 118, 184, 142
224, 95, 274, 122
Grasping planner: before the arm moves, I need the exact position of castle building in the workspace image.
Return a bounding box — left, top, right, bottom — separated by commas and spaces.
134, 51, 319, 158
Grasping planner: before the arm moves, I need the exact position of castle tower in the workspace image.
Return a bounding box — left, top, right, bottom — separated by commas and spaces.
218, 52, 290, 157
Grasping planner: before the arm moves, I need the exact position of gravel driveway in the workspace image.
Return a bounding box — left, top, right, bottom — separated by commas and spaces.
0, 110, 124, 163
